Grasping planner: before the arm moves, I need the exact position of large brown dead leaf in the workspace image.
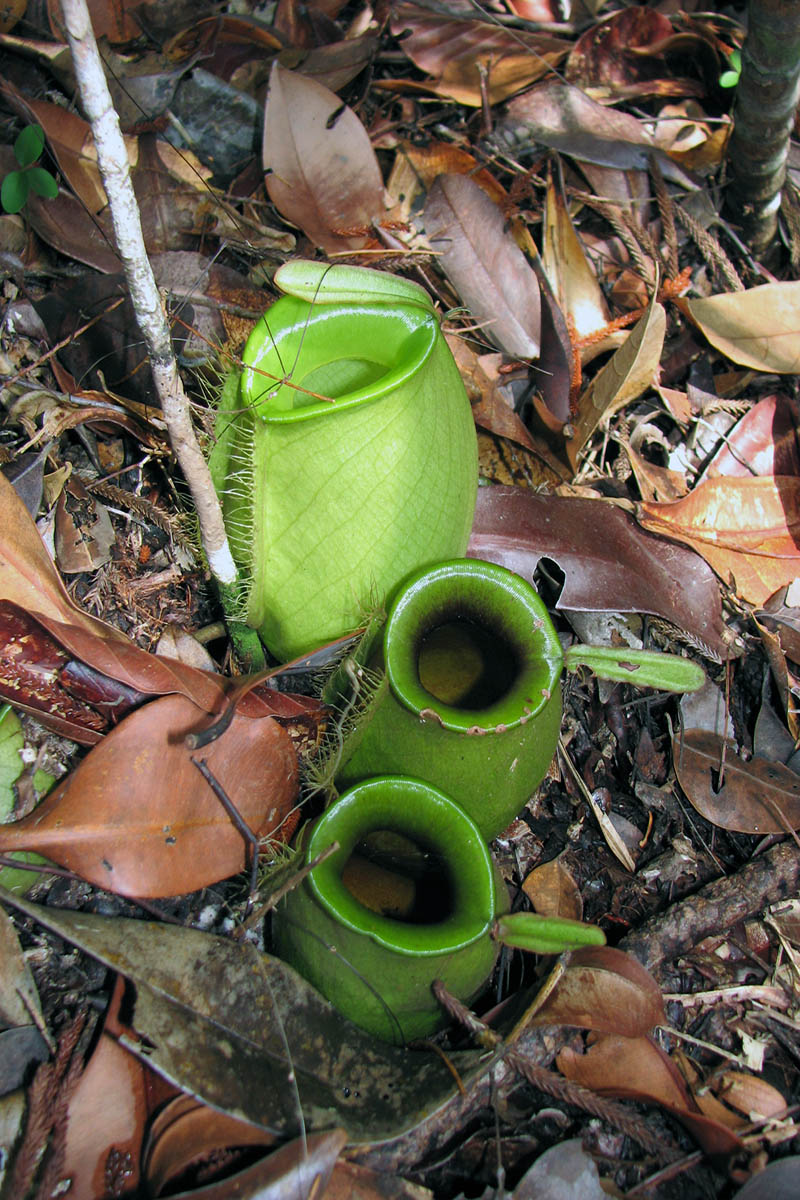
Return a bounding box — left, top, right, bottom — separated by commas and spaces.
702, 394, 800, 481
638, 475, 800, 607
262, 62, 384, 253
557, 1034, 743, 1157
424, 175, 541, 359
0, 694, 299, 897
522, 946, 666, 1036
502, 79, 659, 170
389, 2, 568, 106
673, 728, 800, 834
468, 486, 733, 661
680, 283, 800, 373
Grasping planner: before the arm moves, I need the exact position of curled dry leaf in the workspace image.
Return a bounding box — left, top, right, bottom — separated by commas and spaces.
541, 171, 610, 340
520, 946, 666, 1037
424, 174, 541, 359
522, 856, 583, 922
262, 62, 384, 254
680, 283, 800, 374
0, 694, 299, 898
557, 1033, 743, 1157
638, 475, 800, 607
501, 79, 658, 171
389, 2, 569, 106
468, 485, 733, 662
567, 293, 665, 471
673, 728, 800, 835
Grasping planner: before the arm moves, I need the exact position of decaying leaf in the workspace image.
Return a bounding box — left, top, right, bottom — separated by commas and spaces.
567, 293, 665, 470
389, 2, 568, 106
262, 62, 384, 253
673, 728, 800, 834
638, 475, 800, 607
557, 1033, 743, 1157
681, 283, 800, 373
0, 890, 489, 1142
501, 79, 659, 170
424, 174, 541, 358
468, 486, 733, 661
522, 856, 583, 923
0, 694, 299, 897
521, 946, 666, 1036
541, 171, 610, 340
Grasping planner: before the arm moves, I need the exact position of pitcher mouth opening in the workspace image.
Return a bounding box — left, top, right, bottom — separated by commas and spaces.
240, 297, 438, 421
384, 560, 564, 735
305, 777, 495, 956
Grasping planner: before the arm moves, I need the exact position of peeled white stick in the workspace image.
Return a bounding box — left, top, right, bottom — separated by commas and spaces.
58, 0, 237, 586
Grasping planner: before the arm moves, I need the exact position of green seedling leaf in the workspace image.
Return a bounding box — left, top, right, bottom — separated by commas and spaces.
495, 911, 606, 954
719, 49, 741, 88
564, 645, 705, 693
0, 705, 56, 893
1, 170, 28, 215
27, 166, 58, 200
14, 124, 45, 168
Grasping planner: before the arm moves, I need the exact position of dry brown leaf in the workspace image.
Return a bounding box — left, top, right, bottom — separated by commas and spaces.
568, 293, 665, 470
262, 62, 384, 253
673, 728, 800, 834
557, 1033, 743, 1157
522, 946, 666, 1036
0, 694, 299, 897
714, 1071, 789, 1121
541, 171, 609, 339
62, 1032, 148, 1199
522, 856, 583, 922
503, 79, 658, 170
638, 475, 800, 607
681, 283, 800, 373
389, 2, 568, 106
424, 174, 541, 358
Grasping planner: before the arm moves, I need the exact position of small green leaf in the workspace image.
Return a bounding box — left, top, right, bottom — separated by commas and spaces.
1, 170, 29, 214
0, 705, 56, 894
26, 166, 58, 200
14, 124, 45, 169
564, 644, 706, 693
720, 49, 741, 88
494, 912, 606, 954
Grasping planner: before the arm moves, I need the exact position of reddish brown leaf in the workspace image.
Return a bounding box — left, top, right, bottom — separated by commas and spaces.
557, 1034, 743, 1157
523, 946, 666, 1036
54, 474, 115, 574
638, 475, 800, 606
522, 856, 583, 922
468, 486, 733, 661
143, 1094, 276, 1195
566, 7, 711, 97
262, 62, 384, 253
703, 394, 800, 480
0, 694, 299, 898
673, 728, 800, 834
424, 175, 541, 359
62, 1032, 148, 1199
389, 2, 568, 106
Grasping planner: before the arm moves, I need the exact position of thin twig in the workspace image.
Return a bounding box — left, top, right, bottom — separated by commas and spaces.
57, 0, 237, 587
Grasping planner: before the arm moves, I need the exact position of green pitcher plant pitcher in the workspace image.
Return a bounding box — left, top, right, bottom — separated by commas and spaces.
272, 775, 505, 1044
272, 775, 606, 1044
335, 559, 565, 841
209, 262, 478, 661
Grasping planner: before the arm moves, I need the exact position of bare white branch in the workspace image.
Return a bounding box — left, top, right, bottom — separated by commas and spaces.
58, 0, 237, 586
